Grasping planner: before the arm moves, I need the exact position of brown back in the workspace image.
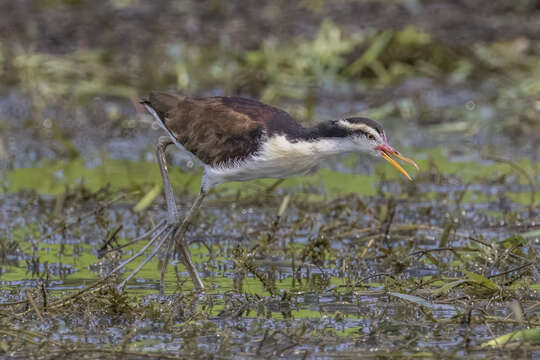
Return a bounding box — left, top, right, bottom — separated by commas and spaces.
142, 92, 305, 166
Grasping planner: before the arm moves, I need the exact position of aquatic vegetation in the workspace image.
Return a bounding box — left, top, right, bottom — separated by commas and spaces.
0, 0, 539, 358
0, 150, 538, 357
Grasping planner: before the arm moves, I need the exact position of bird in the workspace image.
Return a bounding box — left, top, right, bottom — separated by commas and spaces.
113, 91, 418, 291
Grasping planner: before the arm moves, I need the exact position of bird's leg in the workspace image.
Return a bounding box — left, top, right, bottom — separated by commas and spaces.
156, 136, 206, 290
109, 137, 206, 293
156, 136, 178, 223
159, 231, 174, 295
156, 136, 177, 293
170, 190, 206, 290
110, 137, 206, 291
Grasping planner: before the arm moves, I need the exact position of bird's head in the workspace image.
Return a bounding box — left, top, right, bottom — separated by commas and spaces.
334, 117, 419, 180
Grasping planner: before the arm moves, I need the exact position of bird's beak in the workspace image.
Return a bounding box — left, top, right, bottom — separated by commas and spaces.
375, 144, 419, 181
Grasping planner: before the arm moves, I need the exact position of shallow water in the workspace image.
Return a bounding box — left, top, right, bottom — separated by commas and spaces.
1, 140, 538, 357
1, 1, 539, 358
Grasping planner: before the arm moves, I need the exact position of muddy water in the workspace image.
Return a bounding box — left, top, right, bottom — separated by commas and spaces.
1, 1, 539, 358
1, 98, 538, 357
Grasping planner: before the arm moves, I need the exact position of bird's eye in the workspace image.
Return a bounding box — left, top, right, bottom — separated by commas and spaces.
366, 133, 376, 141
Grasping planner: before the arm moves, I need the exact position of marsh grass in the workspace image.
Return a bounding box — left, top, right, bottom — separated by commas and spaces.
0, 156, 538, 358
0, 0, 539, 358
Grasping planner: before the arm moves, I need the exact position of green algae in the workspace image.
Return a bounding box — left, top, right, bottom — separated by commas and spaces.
1, 2, 539, 357
4, 149, 537, 206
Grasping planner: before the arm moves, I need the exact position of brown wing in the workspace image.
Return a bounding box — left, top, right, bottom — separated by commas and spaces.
141, 91, 305, 166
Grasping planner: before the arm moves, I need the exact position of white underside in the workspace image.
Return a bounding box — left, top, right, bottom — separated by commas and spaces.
201, 135, 358, 191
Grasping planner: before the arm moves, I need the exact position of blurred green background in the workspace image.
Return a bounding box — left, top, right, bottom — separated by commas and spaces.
0, 0, 538, 175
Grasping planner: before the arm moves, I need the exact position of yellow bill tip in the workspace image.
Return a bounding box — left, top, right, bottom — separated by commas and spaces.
381, 152, 413, 181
